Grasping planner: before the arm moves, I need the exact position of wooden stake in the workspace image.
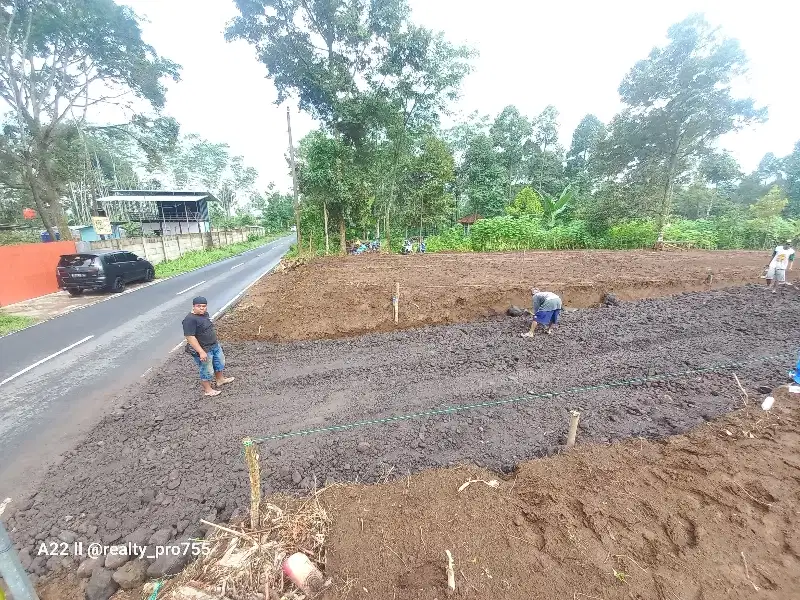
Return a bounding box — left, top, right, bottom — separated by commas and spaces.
566, 411, 581, 447
733, 373, 748, 405
445, 550, 455, 595
242, 437, 261, 531
394, 282, 400, 323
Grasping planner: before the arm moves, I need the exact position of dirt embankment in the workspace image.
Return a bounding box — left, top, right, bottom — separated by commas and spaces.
219, 250, 768, 342
5, 285, 800, 589
32, 390, 800, 600
322, 390, 800, 599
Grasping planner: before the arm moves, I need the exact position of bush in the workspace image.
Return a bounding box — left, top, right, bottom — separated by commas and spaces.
426, 226, 471, 252
154, 233, 282, 278
601, 221, 657, 249
425, 217, 597, 252
664, 219, 717, 249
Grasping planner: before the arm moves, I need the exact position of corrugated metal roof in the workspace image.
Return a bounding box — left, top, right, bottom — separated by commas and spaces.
98, 194, 209, 203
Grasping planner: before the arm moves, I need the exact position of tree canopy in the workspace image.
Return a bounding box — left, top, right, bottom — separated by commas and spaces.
1, 5, 796, 257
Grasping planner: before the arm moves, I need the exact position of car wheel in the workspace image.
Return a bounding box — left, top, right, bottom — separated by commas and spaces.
111, 277, 125, 293
67, 288, 84, 297
145, 267, 155, 282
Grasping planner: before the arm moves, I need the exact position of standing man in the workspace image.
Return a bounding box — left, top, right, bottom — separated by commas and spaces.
182, 296, 235, 396
521, 288, 562, 338
766, 240, 795, 293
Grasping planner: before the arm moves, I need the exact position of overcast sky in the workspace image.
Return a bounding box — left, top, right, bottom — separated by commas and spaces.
123, 0, 799, 192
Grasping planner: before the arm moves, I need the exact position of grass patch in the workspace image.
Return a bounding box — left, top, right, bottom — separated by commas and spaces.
0, 313, 37, 335
154, 233, 288, 279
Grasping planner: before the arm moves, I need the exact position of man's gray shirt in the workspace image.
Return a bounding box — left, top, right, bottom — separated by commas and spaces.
533, 292, 562, 313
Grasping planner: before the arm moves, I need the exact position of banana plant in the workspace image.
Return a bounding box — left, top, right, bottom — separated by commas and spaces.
537, 184, 575, 228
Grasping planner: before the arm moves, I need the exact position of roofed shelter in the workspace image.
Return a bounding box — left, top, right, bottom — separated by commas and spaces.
458, 213, 483, 234
97, 190, 218, 236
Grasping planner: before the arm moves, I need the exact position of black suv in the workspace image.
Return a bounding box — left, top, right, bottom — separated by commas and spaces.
57, 251, 155, 295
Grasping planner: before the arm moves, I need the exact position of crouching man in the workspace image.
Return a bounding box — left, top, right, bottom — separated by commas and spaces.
182, 296, 235, 396
521, 288, 562, 338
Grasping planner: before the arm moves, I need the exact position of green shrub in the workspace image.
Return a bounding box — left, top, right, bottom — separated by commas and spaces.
154, 233, 283, 278
601, 221, 657, 249
426, 226, 471, 252
664, 219, 717, 249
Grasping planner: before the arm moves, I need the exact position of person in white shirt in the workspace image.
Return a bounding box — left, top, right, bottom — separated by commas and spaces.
766, 240, 795, 292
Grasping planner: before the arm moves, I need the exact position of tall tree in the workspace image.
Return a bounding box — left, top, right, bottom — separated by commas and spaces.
566, 114, 606, 186
298, 130, 367, 254
403, 135, 455, 237
218, 156, 258, 217
532, 105, 560, 190
0, 0, 179, 239
490, 105, 531, 202
698, 150, 741, 210
463, 133, 507, 218
607, 14, 766, 238
699, 151, 741, 187
228, 0, 471, 246
784, 141, 800, 216
756, 152, 784, 185
374, 26, 473, 244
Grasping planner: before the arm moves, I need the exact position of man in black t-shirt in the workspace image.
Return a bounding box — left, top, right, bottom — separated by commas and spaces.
182, 296, 234, 396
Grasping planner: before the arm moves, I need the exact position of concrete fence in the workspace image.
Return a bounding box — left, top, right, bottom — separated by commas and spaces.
81, 228, 256, 266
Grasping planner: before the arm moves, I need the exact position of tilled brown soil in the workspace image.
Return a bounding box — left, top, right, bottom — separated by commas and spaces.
321, 391, 800, 599
5, 286, 800, 585
32, 392, 800, 600
219, 250, 768, 342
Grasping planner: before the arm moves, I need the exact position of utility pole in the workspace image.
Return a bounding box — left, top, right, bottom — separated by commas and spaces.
287, 106, 302, 247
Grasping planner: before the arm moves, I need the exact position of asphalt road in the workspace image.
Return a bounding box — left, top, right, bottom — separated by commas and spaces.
0, 235, 293, 498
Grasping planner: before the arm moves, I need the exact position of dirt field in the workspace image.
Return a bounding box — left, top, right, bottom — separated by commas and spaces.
220, 250, 767, 342
31, 390, 800, 600
6, 284, 800, 588
4, 250, 798, 598
321, 390, 800, 599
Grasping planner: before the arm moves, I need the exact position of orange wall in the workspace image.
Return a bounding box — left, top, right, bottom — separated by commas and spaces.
0, 240, 76, 306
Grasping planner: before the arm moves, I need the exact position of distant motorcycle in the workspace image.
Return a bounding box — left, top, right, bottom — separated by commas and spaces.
401, 240, 413, 255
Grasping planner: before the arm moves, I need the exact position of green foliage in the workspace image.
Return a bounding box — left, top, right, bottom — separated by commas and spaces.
490, 106, 532, 201
463, 133, 508, 217
154, 234, 284, 278
425, 226, 470, 252
664, 219, 718, 249
466, 216, 592, 251
0, 0, 180, 239
749, 186, 789, 219
566, 114, 606, 178
0, 229, 40, 245
121, 222, 143, 237
0, 312, 37, 336
603, 221, 658, 249
538, 184, 575, 227
254, 189, 295, 233
424, 212, 800, 253
506, 187, 543, 218
600, 14, 766, 233
785, 142, 800, 216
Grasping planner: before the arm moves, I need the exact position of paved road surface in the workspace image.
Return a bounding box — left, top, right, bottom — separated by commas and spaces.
0, 235, 293, 498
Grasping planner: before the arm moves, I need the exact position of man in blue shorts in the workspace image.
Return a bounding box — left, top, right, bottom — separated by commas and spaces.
182, 296, 235, 396
521, 288, 562, 338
